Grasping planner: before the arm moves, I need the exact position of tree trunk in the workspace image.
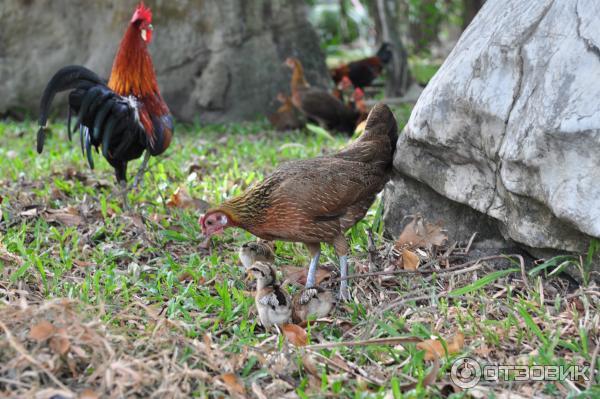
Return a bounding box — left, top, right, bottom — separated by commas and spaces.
371, 0, 412, 97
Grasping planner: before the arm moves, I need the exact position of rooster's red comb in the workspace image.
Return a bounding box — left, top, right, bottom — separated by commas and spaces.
131, 2, 152, 24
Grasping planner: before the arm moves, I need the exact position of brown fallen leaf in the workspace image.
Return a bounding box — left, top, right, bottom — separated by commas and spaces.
417, 332, 465, 361
30, 320, 56, 342
73, 259, 94, 268
220, 373, 246, 396
79, 389, 100, 399
281, 265, 331, 286
282, 323, 308, 347
396, 215, 447, 250
45, 207, 83, 226
302, 354, 319, 377
402, 249, 420, 270
49, 327, 70, 355
166, 187, 210, 211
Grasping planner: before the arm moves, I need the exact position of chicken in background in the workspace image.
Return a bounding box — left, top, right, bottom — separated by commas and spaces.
37, 2, 173, 205
292, 287, 335, 324
267, 93, 305, 131
248, 261, 292, 328
285, 57, 362, 136
201, 104, 398, 300
239, 240, 276, 270
331, 76, 353, 103
330, 43, 393, 89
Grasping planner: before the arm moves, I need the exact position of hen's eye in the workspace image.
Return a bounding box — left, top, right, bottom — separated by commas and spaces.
206, 220, 213, 226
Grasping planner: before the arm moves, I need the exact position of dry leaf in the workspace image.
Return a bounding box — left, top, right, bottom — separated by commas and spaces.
251, 382, 268, 399
396, 215, 447, 250
302, 354, 319, 376
221, 373, 246, 396
281, 265, 331, 286
282, 323, 308, 347
402, 249, 420, 270
45, 207, 83, 226
417, 333, 465, 361
79, 389, 99, 399
49, 327, 70, 355
73, 259, 94, 268
29, 320, 56, 342
166, 187, 210, 211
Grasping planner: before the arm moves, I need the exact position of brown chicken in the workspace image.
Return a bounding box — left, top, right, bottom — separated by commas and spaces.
200, 104, 398, 300
330, 43, 392, 88
285, 57, 361, 136
267, 93, 305, 131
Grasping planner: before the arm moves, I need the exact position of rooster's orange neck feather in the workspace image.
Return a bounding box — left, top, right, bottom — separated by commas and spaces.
108, 24, 159, 99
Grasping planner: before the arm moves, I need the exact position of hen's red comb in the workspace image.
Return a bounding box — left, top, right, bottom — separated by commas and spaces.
131, 2, 152, 24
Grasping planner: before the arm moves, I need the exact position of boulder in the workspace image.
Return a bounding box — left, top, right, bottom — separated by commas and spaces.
384, 0, 600, 277
0, 0, 328, 122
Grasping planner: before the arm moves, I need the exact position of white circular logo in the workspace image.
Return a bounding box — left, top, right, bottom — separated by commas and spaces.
451, 357, 481, 389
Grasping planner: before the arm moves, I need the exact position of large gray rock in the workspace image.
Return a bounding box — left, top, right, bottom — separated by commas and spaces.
384, 0, 600, 263
0, 0, 328, 122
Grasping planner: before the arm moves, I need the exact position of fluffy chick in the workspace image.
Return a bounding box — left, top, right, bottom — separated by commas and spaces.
239, 240, 276, 270
292, 287, 335, 324
248, 261, 291, 328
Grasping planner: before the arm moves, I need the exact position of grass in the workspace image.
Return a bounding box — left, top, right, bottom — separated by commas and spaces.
0, 111, 598, 398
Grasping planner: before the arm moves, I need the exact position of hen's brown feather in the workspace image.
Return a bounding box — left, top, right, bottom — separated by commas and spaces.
209, 104, 397, 247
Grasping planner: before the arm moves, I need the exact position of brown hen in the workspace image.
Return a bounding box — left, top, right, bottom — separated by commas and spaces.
285, 57, 361, 136
200, 104, 397, 300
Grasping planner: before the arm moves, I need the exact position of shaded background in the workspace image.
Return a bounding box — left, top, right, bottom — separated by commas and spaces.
0, 0, 480, 122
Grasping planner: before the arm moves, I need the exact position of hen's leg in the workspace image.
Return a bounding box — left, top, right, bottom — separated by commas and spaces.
305, 243, 321, 288
333, 235, 351, 301
132, 150, 150, 190
339, 255, 350, 301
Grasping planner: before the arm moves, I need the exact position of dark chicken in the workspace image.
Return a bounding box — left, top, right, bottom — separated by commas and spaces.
267, 93, 305, 131
330, 43, 393, 89
285, 57, 361, 136
37, 2, 173, 203
201, 104, 398, 300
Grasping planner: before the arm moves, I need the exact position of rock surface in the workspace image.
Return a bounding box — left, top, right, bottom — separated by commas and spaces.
384, 0, 600, 268
0, 0, 328, 122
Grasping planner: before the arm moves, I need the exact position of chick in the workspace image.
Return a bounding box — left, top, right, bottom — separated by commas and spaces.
248, 261, 291, 328
239, 240, 275, 270
292, 287, 335, 324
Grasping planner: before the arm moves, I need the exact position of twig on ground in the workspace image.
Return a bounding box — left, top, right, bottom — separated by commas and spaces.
304, 336, 422, 350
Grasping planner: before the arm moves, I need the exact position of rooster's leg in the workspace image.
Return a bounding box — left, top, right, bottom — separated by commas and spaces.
305, 243, 321, 288
132, 150, 150, 190
120, 180, 130, 211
